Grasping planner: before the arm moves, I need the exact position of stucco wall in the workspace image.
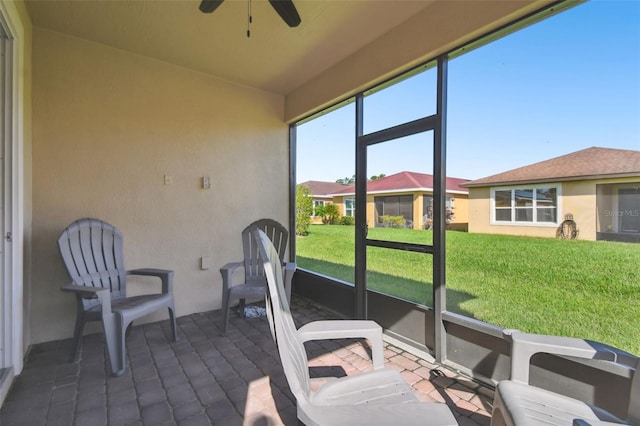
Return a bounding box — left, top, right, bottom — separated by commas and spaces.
30, 29, 287, 344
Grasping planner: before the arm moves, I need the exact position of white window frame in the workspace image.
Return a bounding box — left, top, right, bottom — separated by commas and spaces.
344, 198, 355, 217
490, 184, 561, 227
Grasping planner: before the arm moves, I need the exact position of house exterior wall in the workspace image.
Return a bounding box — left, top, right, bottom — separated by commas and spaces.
449, 194, 469, 230
30, 28, 288, 344
467, 177, 640, 240
334, 191, 468, 230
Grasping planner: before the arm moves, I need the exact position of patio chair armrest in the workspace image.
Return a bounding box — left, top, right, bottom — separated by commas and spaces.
61, 284, 112, 313
510, 331, 622, 384
298, 320, 385, 370
61, 284, 110, 298
220, 262, 244, 290
127, 268, 174, 294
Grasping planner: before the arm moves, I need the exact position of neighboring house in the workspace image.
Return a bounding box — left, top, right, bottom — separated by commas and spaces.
462, 147, 640, 242
326, 171, 470, 230
299, 181, 351, 224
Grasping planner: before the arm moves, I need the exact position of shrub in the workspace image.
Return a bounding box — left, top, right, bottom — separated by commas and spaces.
321, 203, 340, 225
340, 216, 355, 226
380, 215, 405, 228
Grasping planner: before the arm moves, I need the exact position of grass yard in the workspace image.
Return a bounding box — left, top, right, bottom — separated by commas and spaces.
296, 225, 640, 355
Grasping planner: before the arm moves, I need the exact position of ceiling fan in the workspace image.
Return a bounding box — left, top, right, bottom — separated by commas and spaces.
199, 0, 301, 28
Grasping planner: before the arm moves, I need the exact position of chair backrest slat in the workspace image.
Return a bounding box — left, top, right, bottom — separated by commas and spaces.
256, 229, 311, 402
79, 220, 100, 286
242, 219, 288, 287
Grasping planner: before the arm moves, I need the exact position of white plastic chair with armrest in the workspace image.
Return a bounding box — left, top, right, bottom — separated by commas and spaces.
255, 229, 458, 426
491, 331, 639, 426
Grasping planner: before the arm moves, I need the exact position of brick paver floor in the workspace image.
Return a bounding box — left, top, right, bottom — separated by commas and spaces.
0, 297, 494, 425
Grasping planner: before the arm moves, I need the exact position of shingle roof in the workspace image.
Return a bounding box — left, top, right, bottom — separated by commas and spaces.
298, 180, 351, 197
329, 171, 470, 195
462, 147, 640, 188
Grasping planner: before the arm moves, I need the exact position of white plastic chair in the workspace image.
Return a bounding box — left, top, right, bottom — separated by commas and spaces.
254, 229, 458, 426
491, 331, 639, 426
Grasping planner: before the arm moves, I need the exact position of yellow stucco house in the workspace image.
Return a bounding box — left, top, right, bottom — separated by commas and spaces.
324, 171, 470, 231
462, 147, 640, 242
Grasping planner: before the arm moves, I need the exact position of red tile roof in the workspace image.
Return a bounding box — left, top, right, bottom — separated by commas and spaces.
462, 147, 640, 188
329, 171, 470, 195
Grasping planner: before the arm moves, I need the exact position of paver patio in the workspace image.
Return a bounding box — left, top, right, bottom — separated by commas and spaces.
0, 297, 494, 425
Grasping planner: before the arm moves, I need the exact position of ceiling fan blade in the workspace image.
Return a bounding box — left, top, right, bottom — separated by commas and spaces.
199, 0, 224, 14
268, 0, 301, 27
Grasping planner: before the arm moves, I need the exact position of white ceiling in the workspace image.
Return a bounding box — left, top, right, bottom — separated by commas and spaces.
25, 0, 435, 95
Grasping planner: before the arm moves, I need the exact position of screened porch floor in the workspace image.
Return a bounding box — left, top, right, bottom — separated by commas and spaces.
0, 297, 494, 425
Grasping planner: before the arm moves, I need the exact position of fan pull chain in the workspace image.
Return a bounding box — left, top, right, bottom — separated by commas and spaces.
247, 0, 252, 38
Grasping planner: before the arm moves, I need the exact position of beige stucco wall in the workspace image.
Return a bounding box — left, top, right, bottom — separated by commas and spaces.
30, 28, 288, 344
468, 177, 640, 240
451, 194, 469, 226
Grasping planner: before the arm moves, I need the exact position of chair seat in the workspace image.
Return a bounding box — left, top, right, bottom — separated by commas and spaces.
300, 400, 458, 426
228, 284, 266, 300
495, 381, 627, 426
312, 368, 419, 405
87, 293, 172, 316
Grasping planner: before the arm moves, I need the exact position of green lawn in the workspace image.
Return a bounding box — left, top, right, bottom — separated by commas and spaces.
296, 225, 640, 355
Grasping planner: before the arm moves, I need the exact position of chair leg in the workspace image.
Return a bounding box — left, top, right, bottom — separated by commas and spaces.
70, 312, 86, 363
168, 304, 179, 342
102, 313, 123, 376
222, 292, 231, 334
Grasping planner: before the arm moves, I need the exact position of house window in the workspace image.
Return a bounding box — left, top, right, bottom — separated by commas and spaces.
312, 200, 325, 217
375, 195, 413, 227
423, 195, 454, 228
344, 198, 355, 217
493, 187, 558, 224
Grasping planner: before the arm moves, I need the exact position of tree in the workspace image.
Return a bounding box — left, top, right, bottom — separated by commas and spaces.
295, 184, 313, 236
336, 174, 355, 184
336, 173, 386, 183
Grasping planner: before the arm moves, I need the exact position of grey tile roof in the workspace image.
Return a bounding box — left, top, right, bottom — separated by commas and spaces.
462, 147, 640, 187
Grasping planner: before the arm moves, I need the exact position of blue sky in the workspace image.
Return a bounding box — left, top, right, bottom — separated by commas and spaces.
297, 0, 640, 183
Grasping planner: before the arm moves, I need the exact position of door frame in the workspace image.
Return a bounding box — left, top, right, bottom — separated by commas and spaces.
354, 55, 449, 361
0, 1, 25, 384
